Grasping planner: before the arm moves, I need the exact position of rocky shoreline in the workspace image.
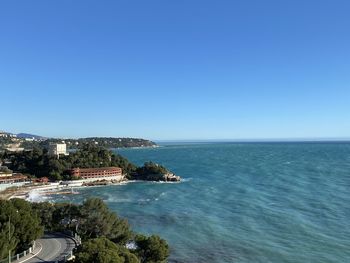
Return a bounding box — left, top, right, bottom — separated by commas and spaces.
164, 173, 181, 182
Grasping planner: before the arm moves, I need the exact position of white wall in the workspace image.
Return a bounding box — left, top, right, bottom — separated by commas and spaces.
61, 175, 124, 185
0, 182, 26, 192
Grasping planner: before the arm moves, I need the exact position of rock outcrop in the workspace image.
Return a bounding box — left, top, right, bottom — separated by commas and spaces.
164, 173, 181, 182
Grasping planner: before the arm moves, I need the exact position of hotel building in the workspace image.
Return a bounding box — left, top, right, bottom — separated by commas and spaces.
69, 167, 122, 179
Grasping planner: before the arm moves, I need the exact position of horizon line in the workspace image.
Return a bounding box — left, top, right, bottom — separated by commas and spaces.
154, 137, 350, 143
2, 130, 350, 142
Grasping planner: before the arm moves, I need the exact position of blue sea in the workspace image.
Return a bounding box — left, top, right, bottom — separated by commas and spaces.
51, 142, 350, 262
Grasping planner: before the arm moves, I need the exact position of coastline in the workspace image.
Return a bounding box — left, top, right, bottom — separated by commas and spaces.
0, 180, 125, 201
0, 178, 182, 201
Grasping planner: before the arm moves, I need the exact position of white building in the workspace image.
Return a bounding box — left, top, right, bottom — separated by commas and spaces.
0, 167, 12, 177
48, 143, 68, 156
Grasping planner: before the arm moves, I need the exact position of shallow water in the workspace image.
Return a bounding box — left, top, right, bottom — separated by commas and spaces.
51, 142, 350, 262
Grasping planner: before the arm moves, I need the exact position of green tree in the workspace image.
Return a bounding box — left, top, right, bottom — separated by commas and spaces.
78, 198, 132, 243
74, 237, 139, 263
134, 162, 170, 181
49, 171, 62, 181
0, 199, 43, 258
135, 235, 169, 263
0, 220, 16, 260
32, 202, 80, 232
32, 202, 56, 231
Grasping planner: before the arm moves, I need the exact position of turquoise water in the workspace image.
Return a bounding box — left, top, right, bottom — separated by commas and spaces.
52, 143, 350, 262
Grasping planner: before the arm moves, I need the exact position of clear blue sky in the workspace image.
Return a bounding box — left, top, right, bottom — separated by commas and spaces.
1, 0, 349, 140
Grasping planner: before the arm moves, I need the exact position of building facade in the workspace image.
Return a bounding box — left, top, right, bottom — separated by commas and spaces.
69, 167, 122, 179
48, 143, 68, 156
0, 173, 28, 184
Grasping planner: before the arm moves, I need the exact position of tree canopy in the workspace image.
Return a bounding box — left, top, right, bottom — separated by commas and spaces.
134, 162, 171, 181
74, 237, 140, 263
4, 145, 137, 181
0, 197, 170, 263
2, 145, 175, 182
0, 136, 156, 152
135, 235, 170, 263
79, 198, 132, 243
31, 198, 132, 243
0, 199, 43, 258
42, 137, 156, 149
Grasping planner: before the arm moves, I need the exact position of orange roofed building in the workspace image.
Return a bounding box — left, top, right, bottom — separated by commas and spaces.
69, 167, 122, 179
0, 173, 29, 184
33, 177, 49, 183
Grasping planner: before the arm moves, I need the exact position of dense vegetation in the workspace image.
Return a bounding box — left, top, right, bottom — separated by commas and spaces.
71, 199, 169, 263
0, 199, 43, 259
0, 137, 12, 146
134, 162, 171, 181
0, 137, 156, 151
134, 235, 170, 263
0, 132, 157, 152
1, 145, 137, 181
0, 145, 175, 182
44, 137, 157, 149
0, 198, 169, 263
0, 136, 19, 150
74, 237, 140, 263
75, 235, 169, 263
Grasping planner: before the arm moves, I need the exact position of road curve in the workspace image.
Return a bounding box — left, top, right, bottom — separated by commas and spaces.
24, 233, 76, 263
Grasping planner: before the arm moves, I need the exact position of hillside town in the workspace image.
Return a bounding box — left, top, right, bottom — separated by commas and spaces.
0, 130, 41, 152
0, 130, 158, 152
0, 142, 127, 194
0, 140, 180, 199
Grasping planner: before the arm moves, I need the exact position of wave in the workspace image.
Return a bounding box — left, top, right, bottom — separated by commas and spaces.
138, 198, 151, 202
26, 190, 50, 203
181, 177, 193, 182
107, 197, 134, 203
126, 180, 181, 184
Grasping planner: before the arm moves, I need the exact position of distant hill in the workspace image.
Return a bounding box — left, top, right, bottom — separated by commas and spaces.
16, 133, 46, 140
1, 130, 157, 150
42, 137, 157, 149
0, 130, 45, 139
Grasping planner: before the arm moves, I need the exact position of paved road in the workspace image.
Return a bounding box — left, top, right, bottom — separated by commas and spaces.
21, 233, 76, 263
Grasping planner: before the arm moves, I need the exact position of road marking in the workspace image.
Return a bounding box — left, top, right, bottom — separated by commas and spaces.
17, 241, 43, 263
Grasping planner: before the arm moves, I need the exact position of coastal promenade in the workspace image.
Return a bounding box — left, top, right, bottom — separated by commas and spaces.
12, 233, 76, 263
0, 178, 125, 201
